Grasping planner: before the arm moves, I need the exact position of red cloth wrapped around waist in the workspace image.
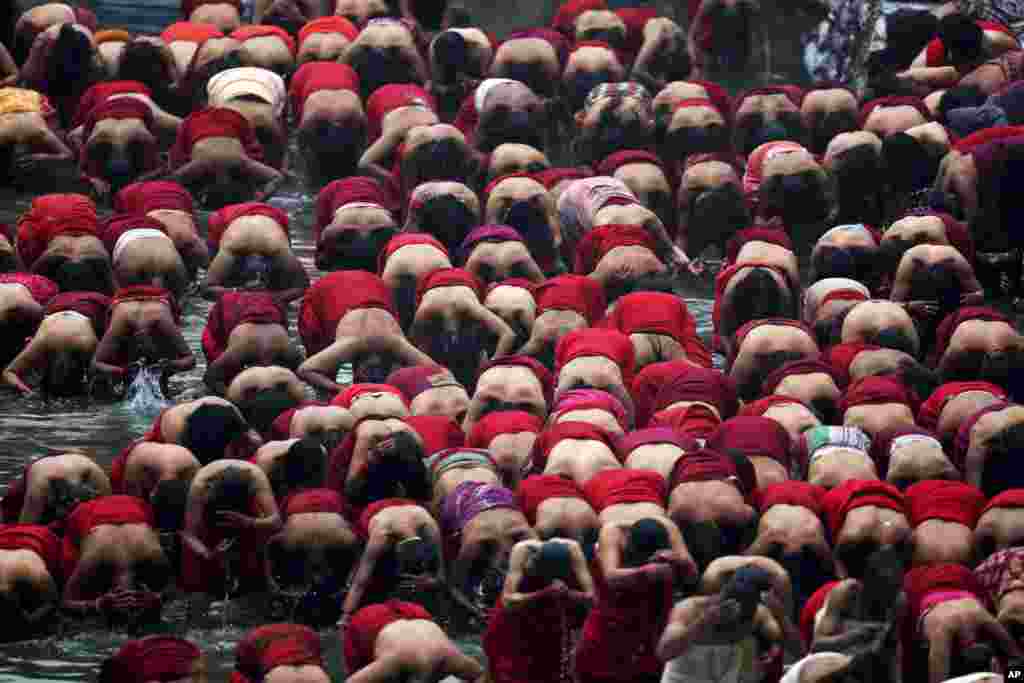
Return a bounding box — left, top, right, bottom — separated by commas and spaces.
314, 176, 396, 244
366, 84, 435, 143
955, 401, 1014, 470
403, 415, 466, 458
207, 202, 289, 252
344, 601, 433, 674
535, 274, 606, 322
822, 479, 905, 540
601, 291, 706, 368
63, 496, 154, 578
81, 98, 156, 176
356, 497, 418, 540
161, 21, 224, 44
918, 381, 1008, 433
930, 306, 1013, 367
112, 285, 180, 325
170, 107, 263, 169
100, 213, 168, 256
905, 479, 985, 528
109, 439, 143, 493
534, 421, 618, 471
298, 16, 359, 46
289, 62, 359, 121
73, 80, 152, 131
0, 273, 59, 306
574, 223, 658, 274
756, 481, 825, 515
517, 474, 585, 525
298, 271, 396, 356
230, 25, 296, 54
202, 290, 286, 363
46, 291, 111, 335
0, 524, 61, 579
712, 261, 795, 350
16, 194, 99, 270
583, 468, 665, 512
233, 623, 321, 683
283, 488, 350, 519
115, 180, 194, 215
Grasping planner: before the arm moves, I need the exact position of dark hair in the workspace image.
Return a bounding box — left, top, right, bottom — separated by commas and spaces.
833, 143, 886, 226
725, 268, 794, 340
883, 133, 941, 195
738, 350, 808, 401
274, 437, 327, 496
118, 41, 174, 102
623, 517, 671, 567
151, 479, 190, 532
206, 466, 252, 526
938, 14, 985, 69
183, 403, 247, 464
938, 85, 987, 123
981, 422, 1024, 497
48, 25, 99, 124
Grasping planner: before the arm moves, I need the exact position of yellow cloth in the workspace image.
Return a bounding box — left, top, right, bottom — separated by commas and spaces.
0, 88, 45, 116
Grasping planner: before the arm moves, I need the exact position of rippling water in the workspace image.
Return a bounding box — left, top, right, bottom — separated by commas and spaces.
0, 141, 716, 679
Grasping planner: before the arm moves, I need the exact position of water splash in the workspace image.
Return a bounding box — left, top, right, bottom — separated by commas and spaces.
123, 366, 170, 417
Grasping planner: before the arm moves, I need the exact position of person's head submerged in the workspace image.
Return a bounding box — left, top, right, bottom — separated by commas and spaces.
623, 517, 670, 567
182, 403, 248, 464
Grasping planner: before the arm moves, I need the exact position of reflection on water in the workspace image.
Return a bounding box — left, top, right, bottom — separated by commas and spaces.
0, 156, 714, 680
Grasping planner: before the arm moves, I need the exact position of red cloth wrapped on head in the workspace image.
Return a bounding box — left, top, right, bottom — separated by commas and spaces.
468, 410, 543, 448
201, 290, 286, 364
573, 223, 658, 274
763, 358, 845, 395
706, 416, 792, 470
535, 274, 606, 322
315, 176, 396, 245
582, 468, 665, 512
724, 227, 793, 265
555, 327, 636, 384
282, 487, 351, 520
652, 367, 739, 419
824, 342, 880, 387
517, 474, 587, 525
651, 404, 722, 441
62, 496, 154, 580
104, 636, 201, 683
0, 524, 61, 580
631, 361, 695, 428
170, 107, 263, 169
386, 365, 461, 404
739, 394, 808, 418
756, 481, 825, 516
99, 213, 168, 256
207, 202, 289, 252
230, 25, 296, 55
365, 84, 435, 144
668, 447, 757, 502
343, 601, 433, 675
918, 381, 1007, 433
333, 383, 408, 410
299, 271, 396, 355
841, 375, 917, 418
858, 96, 931, 129
416, 267, 483, 305
905, 480, 985, 528
233, 624, 321, 683
601, 291, 711, 368
822, 479, 905, 540
929, 306, 1014, 367
403, 415, 465, 456
73, 81, 152, 131
615, 428, 699, 461
800, 581, 840, 647
535, 166, 592, 190
298, 16, 359, 47
114, 180, 194, 215
16, 194, 99, 270
552, 0, 608, 35
870, 426, 944, 479
534, 421, 617, 469
0, 273, 59, 306
478, 354, 554, 407
161, 21, 224, 44
288, 61, 360, 121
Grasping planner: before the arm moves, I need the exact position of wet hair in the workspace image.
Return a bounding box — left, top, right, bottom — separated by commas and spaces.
0, 313, 40, 367
48, 25, 99, 113
151, 479, 190, 532
810, 244, 878, 286
400, 137, 478, 191
604, 270, 677, 304
886, 9, 941, 71
299, 119, 367, 186
182, 403, 247, 465
707, 1, 753, 69
883, 133, 941, 195
527, 540, 574, 585
573, 106, 655, 165
739, 350, 808, 401
41, 350, 90, 398
285, 438, 327, 490
725, 268, 794, 340
758, 170, 831, 225
425, 323, 486, 390
346, 430, 430, 505
477, 104, 548, 153
685, 183, 751, 257
46, 478, 99, 523
622, 518, 670, 567
981, 422, 1024, 497
238, 389, 300, 436
907, 261, 962, 313
721, 563, 775, 623
938, 14, 985, 69
937, 85, 987, 124
347, 45, 419, 100
395, 534, 441, 576
205, 465, 252, 527
733, 110, 806, 157
832, 144, 886, 226
118, 41, 175, 105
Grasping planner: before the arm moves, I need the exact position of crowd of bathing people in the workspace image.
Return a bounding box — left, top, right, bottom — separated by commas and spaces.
8, 0, 1024, 680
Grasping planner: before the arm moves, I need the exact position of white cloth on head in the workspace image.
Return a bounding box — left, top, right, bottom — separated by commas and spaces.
780, 652, 848, 683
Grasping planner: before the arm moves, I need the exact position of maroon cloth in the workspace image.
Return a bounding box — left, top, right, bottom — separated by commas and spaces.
99, 213, 168, 256
615, 428, 698, 461
344, 601, 433, 674
314, 176, 397, 246
207, 202, 289, 251
170, 108, 263, 169
858, 96, 931, 128
403, 415, 466, 457
724, 226, 793, 264
583, 468, 666, 511
289, 62, 360, 121
73, 81, 151, 131
822, 480, 905, 539
841, 376, 917, 417
600, 291, 711, 368
917, 381, 1007, 434
105, 636, 201, 683
62, 496, 153, 580
756, 481, 825, 515
650, 404, 723, 441
905, 480, 985, 528
365, 84, 435, 143
652, 367, 739, 419
416, 267, 483, 304
16, 194, 99, 271
763, 359, 844, 394
478, 355, 553, 407
824, 342, 880, 387
534, 421, 617, 470
386, 365, 461, 403
232, 624, 321, 683
0, 524, 61, 580
870, 425, 944, 478
0, 273, 59, 306
739, 394, 809, 418
516, 474, 587, 525
45, 291, 111, 336
282, 488, 351, 520
929, 306, 1014, 367
534, 274, 606, 322
631, 361, 696, 428
534, 166, 592, 189
555, 327, 636, 384
669, 448, 757, 501
468, 410, 543, 449
201, 290, 286, 364
983, 488, 1024, 516
114, 181, 194, 215
459, 224, 525, 262
954, 401, 1015, 471
356, 498, 419, 540
299, 271, 396, 355
81, 99, 156, 177
707, 416, 792, 469
574, 223, 658, 274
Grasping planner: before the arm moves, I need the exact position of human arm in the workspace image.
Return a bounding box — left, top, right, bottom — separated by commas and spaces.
155, 313, 196, 373
0, 43, 17, 86
2, 333, 47, 395
203, 345, 247, 395
298, 337, 375, 393
217, 469, 282, 533
341, 532, 388, 618
91, 317, 130, 378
